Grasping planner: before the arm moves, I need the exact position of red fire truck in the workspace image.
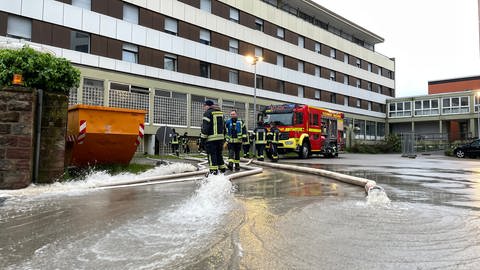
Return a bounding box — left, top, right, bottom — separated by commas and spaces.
259, 103, 344, 158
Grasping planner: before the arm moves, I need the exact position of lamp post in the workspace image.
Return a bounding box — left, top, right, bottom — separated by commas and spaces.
246, 55, 263, 157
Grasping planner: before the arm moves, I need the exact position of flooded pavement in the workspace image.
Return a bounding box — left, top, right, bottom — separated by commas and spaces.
1, 155, 480, 269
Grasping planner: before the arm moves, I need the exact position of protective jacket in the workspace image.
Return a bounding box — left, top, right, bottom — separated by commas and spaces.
267, 127, 280, 144
254, 126, 267, 144
225, 118, 247, 143
201, 106, 225, 142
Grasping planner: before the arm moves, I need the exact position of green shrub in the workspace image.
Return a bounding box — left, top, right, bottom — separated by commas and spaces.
347, 134, 401, 154
0, 46, 80, 94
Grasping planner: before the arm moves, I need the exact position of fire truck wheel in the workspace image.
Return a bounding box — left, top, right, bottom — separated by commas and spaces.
299, 141, 310, 159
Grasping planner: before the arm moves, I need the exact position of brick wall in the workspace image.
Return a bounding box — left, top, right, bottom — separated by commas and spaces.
0, 87, 35, 189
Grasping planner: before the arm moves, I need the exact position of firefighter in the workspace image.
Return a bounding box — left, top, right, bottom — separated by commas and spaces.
242, 131, 253, 158
267, 121, 281, 162
201, 100, 227, 175
254, 121, 267, 161
181, 132, 190, 154
225, 110, 247, 171
170, 128, 180, 157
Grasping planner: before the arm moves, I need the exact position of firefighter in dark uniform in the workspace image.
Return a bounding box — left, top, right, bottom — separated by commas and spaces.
242, 132, 253, 158
170, 128, 180, 156
200, 100, 227, 175
254, 121, 267, 161
225, 110, 247, 171
267, 121, 281, 162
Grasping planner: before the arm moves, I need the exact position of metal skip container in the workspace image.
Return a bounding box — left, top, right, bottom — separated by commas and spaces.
65, 105, 146, 167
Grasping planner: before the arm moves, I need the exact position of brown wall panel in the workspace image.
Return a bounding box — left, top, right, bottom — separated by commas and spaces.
178, 21, 199, 41
139, 8, 154, 29
304, 87, 315, 99
90, 34, 108, 57
0, 12, 7, 36
178, 0, 199, 8
321, 67, 330, 79
107, 38, 122, 60
31, 20, 52, 45
239, 71, 254, 88
152, 13, 165, 31
263, 77, 277, 92
284, 56, 297, 70
361, 100, 369, 110
151, 50, 164, 69
92, 0, 108, 15
51, 24, 70, 49
304, 37, 315, 52
320, 43, 330, 57
238, 41, 254, 56
138, 46, 152, 67
336, 94, 344, 105
263, 21, 276, 37
321, 90, 330, 102
263, 49, 276, 65
284, 29, 297, 45
211, 32, 228, 51
284, 82, 297, 96
211, 64, 228, 82
304, 62, 315, 76
178, 56, 199, 76
108, 0, 123, 19
212, 0, 229, 19
239, 11, 255, 29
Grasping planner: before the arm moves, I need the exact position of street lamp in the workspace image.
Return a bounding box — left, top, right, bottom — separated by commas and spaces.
245, 55, 263, 130
246, 55, 263, 158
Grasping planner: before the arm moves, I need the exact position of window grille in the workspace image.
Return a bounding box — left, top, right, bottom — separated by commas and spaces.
153, 94, 187, 126
82, 79, 104, 106
109, 88, 149, 123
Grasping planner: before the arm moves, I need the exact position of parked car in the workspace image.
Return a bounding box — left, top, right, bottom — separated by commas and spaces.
453, 139, 480, 158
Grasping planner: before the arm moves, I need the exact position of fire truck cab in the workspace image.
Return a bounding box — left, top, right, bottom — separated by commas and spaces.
259, 103, 344, 158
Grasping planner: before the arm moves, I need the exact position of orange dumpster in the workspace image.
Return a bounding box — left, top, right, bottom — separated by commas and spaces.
65, 104, 146, 167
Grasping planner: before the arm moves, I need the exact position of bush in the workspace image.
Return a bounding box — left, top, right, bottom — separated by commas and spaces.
0, 46, 80, 94
347, 134, 401, 154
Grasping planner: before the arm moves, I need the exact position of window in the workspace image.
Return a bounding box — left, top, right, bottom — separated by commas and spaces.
277, 54, 284, 67
256, 75, 263, 89
298, 86, 304, 98
475, 94, 480, 112
164, 54, 177, 71
70, 31, 90, 53
330, 48, 336, 58
277, 27, 284, 39
377, 85, 382, 94
255, 18, 264, 31
315, 90, 320, 100
200, 62, 211, 78
122, 43, 138, 63
366, 121, 376, 140
356, 79, 361, 88
165, 17, 178, 35
344, 75, 349, 85
123, 3, 138, 24
330, 93, 337, 103
314, 42, 321, 53
200, 29, 211, 45
329, 71, 336, 81
442, 96, 469, 114
229, 39, 238, 53
200, 0, 211, 13
367, 63, 372, 72
255, 47, 263, 57
295, 112, 303, 125
414, 99, 440, 116
367, 82, 372, 91
378, 66, 382, 75
356, 58, 361, 68
298, 36, 304, 48
230, 8, 239, 22
368, 101, 372, 111
344, 53, 349, 63
7, 15, 31, 40
356, 99, 361, 108
298, 61, 304, 72
343, 96, 349, 106
377, 122, 385, 139
72, 0, 91, 9
315, 66, 320, 77
389, 101, 412, 117
278, 81, 285, 93
229, 70, 239, 84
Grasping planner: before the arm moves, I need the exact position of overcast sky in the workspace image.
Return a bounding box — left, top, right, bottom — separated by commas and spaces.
315, 0, 480, 97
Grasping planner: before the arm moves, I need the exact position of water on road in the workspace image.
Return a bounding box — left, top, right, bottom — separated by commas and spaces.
1, 159, 480, 269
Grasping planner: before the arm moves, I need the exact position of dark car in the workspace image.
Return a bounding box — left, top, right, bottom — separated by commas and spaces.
453, 139, 480, 158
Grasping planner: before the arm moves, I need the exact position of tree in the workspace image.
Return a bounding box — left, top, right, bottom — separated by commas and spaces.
0, 46, 80, 94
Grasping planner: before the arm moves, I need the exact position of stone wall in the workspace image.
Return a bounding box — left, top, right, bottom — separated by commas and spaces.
0, 87, 35, 189
37, 92, 68, 183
